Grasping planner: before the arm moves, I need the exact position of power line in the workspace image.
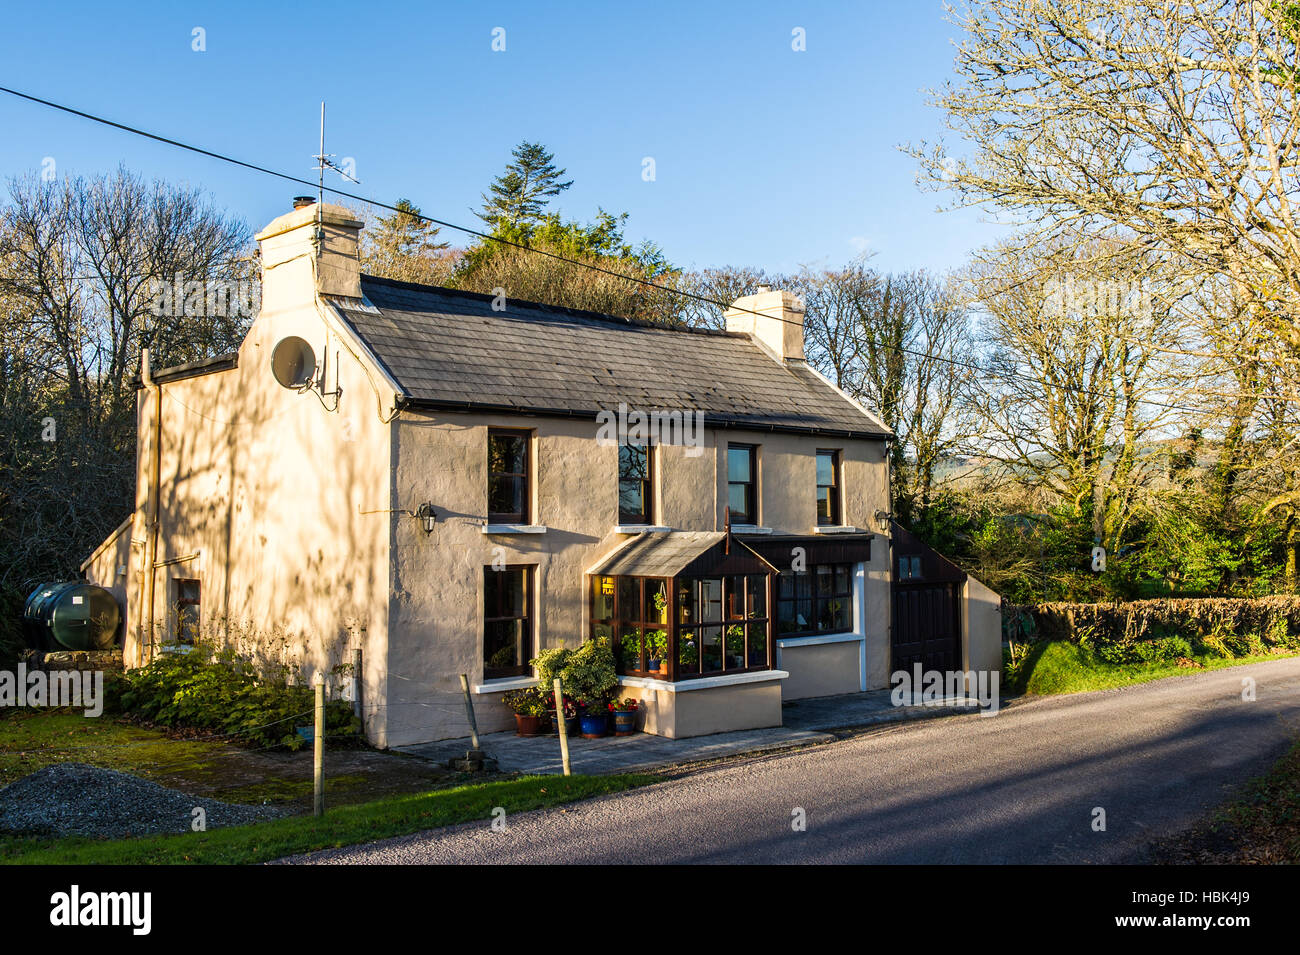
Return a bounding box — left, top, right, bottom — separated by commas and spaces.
0, 84, 1294, 421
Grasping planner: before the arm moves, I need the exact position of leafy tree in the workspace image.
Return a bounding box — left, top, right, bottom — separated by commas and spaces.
453, 210, 680, 324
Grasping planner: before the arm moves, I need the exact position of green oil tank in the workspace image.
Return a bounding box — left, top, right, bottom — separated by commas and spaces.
22, 582, 121, 651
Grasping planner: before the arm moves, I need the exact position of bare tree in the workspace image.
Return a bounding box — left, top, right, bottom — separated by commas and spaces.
0, 168, 252, 658
911, 0, 1300, 367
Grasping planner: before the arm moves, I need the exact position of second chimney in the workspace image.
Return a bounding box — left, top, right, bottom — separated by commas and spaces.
724, 288, 805, 362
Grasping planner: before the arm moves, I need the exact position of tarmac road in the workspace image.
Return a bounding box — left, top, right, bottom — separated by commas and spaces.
286, 657, 1300, 864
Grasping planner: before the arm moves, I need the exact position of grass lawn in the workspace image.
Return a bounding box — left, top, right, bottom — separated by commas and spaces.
1005, 641, 1300, 695
1151, 737, 1300, 864
0, 773, 653, 865
0, 708, 231, 789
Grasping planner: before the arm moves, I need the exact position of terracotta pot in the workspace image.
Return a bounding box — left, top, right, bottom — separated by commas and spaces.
514, 713, 543, 737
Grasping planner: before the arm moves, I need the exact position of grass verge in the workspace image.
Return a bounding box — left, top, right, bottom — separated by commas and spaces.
1, 773, 654, 865
1005, 641, 1299, 695
1150, 737, 1300, 864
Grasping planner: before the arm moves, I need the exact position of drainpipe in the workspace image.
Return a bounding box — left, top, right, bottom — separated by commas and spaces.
140, 348, 163, 665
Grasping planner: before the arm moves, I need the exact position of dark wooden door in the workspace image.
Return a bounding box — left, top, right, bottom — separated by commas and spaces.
891, 581, 962, 674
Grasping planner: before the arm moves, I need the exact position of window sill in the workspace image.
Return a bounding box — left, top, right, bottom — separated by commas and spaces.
481, 524, 547, 535
813, 525, 861, 534
472, 676, 539, 694
775, 632, 863, 649
614, 524, 673, 534
617, 670, 789, 692
730, 525, 773, 535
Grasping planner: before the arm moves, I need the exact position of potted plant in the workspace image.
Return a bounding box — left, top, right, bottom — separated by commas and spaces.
502, 687, 547, 737
544, 692, 579, 738
620, 630, 643, 671
679, 635, 698, 672
579, 698, 610, 738
646, 629, 669, 675
610, 697, 639, 736
725, 625, 745, 669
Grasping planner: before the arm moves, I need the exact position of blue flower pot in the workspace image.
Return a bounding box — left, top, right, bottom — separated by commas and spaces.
579, 712, 608, 738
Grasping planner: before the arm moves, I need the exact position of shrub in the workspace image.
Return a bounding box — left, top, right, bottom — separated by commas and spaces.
530, 637, 617, 708
117, 643, 359, 749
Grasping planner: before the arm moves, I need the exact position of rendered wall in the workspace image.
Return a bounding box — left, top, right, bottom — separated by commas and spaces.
778, 639, 861, 699
81, 517, 132, 633
963, 575, 1003, 677
384, 412, 889, 747
125, 257, 395, 744
614, 677, 785, 738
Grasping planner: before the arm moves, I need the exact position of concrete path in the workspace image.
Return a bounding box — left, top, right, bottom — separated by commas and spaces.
291, 658, 1300, 864
395, 688, 979, 774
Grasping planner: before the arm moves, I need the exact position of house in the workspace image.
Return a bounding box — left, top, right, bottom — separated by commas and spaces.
83, 200, 1001, 747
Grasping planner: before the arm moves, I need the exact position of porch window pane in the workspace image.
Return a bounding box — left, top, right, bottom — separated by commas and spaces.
592, 576, 615, 621
700, 625, 723, 672
747, 623, 768, 667
647, 578, 668, 624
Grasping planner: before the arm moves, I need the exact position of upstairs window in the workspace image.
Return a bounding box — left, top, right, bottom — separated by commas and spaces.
488, 429, 530, 524
618, 442, 653, 525
727, 444, 757, 525
816, 450, 841, 525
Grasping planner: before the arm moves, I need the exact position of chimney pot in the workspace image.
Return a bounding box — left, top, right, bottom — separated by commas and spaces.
292, 196, 316, 210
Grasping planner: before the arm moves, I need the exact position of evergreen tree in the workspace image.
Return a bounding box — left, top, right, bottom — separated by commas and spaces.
477, 142, 573, 234
363, 199, 453, 285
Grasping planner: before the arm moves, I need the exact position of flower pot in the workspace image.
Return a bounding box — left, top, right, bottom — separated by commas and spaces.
546, 714, 579, 738
657, 661, 670, 677
579, 712, 608, 739
646, 658, 660, 673
514, 714, 543, 737
613, 710, 637, 736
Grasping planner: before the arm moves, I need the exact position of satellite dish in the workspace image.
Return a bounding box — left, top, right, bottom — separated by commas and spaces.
271, 337, 317, 389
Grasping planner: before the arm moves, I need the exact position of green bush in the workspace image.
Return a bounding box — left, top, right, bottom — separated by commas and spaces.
116, 644, 359, 750
530, 637, 617, 708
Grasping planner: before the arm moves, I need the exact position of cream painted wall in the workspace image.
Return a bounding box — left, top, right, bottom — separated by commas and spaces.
81, 518, 131, 626
126, 275, 395, 743
383, 411, 890, 746
963, 575, 1004, 677
779, 640, 862, 699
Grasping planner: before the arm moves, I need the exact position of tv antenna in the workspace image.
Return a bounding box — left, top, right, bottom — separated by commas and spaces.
312, 101, 360, 211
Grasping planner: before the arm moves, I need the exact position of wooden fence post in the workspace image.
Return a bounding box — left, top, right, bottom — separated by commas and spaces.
553, 677, 571, 777
459, 674, 481, 751
313, 672, 325, 818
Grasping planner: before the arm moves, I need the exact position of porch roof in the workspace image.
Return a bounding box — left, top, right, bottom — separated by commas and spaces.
592, 531, 777, 579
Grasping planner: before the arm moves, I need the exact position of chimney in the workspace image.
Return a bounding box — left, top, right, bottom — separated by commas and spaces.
255, 199, 364, 308
725, 288, 805, 362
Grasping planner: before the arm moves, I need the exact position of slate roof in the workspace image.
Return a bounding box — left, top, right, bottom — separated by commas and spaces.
592, 531, 777, 578
328, 275, 891, 438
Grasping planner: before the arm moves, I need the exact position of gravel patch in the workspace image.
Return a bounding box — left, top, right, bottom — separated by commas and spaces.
0, 763, 287, 840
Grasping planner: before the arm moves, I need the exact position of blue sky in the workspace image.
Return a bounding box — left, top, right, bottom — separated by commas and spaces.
0, 1, 1004, 276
